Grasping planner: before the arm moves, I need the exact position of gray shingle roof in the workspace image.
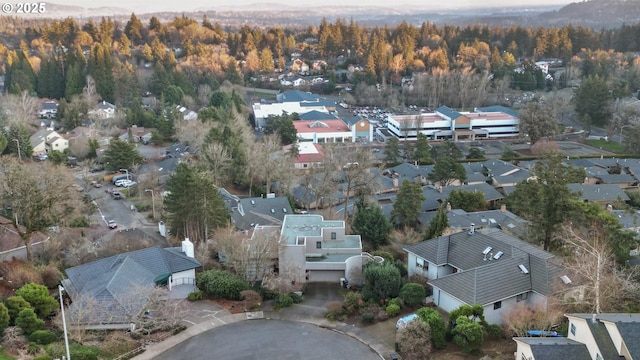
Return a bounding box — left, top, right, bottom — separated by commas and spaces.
514, 337, 591, 360
230, 196, 293, 231
430, 257, 532, 305
405, 229, 566, 305
569, 313, 640, 359
64, 246, 201, 326
567, 184, 631, 202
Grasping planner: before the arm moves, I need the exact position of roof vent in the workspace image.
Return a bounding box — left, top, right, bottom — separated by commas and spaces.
271, 208, 275, 213
482, 246, 493, 255
493, 251, 504, 260
468, 223, 475, 235
518, 264, 529, 274
561, 275, 572, 284
283, 208, 288, 213
250, 200, 256, 205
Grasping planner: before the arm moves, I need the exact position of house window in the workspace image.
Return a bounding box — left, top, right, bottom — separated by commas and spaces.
331, 232, 336, 240
416, 258, 428, 271
570, 323, 576, 336
316, 241, 321, 249
516, 293, 529, 302
493, 301, 502, 310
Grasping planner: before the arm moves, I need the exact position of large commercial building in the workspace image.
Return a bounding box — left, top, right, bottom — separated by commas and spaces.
378, 105, 519, 142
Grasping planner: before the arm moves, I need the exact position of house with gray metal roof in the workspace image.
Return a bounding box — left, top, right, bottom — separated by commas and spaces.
417, 205, 529, 237
404, 228, 574, 324
62, 239, 201, 329
515, 313, 640, 360
483, 159, 532, 188
567, 184, 631, 204
226, 195, 293, 231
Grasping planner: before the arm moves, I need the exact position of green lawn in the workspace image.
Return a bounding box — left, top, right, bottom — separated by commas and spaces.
586, 139, 627, 153
0, 349, 15, 360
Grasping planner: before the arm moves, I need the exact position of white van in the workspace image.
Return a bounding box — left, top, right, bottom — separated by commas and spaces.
396, 313, 419, 329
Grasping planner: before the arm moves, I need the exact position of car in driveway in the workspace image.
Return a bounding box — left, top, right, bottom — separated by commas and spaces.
108, 220, 117, 229
111, 191, 122, 200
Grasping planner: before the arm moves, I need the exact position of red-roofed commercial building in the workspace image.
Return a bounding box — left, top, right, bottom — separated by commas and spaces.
294, 120, 354, 143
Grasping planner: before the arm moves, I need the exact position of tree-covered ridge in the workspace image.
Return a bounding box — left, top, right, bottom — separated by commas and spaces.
2, 14, 640, 103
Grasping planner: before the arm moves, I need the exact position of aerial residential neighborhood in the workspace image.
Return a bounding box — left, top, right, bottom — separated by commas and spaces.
1, 0, 640, 359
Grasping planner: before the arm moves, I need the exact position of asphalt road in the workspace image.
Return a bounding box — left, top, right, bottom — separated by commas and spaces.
155, 320, 381, 360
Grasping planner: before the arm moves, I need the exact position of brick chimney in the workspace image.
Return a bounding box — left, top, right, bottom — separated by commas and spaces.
500, 204, 507, 213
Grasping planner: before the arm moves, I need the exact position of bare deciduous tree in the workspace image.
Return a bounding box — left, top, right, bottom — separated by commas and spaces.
201, 142, 232, 186
214, 224, 280, 285
0, 90, 40, 128
0, 159, 82, 260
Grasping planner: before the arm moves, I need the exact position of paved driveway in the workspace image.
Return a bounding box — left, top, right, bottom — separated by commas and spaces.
155, 320, 381, 360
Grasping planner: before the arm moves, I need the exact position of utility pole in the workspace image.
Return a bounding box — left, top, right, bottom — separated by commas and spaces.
145, 189, 156, 220
58, 285, 71, 360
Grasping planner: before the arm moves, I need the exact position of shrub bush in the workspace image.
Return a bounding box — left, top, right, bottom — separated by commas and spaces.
69, 217, 90, 228
240, 290, 262, 311
399, 283, 426, 307
388, 297, 402, 308
187, 290, 204, 301
452, 316, 484, 353
257, 287, 279, 300
15, 283, 57, 318
34, 355, 53, 360
486, 323, 504, 339
386, 304, 401, 317
275, 294, 293, 308
0, 302, 9, 333
417, 307, 446, 349
289, 292, 303, 304
325, 301, 345, 321
16, 308, 44, 335
5, 296, 32, 326
29, 330, 58, 345
39, 264, 61, 289
393, 259, 408, 278
46, 343, 100, 360
196, 270, 250, 300
361, 313, 375, 323
343, 291, 363, 314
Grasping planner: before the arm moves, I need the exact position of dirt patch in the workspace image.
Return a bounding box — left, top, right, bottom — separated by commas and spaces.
212, 298, 246, 314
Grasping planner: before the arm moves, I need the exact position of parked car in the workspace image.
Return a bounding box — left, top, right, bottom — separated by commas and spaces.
121, 180, 137, 187
111, 192, 122, 200
90, 167, 105, 173
91, 181, 102, 188
108, 220, 117, 229
115, 179, 134, 187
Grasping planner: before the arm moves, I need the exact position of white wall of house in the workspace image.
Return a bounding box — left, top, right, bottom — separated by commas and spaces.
433, 288, 465, 313
602, 321, 625, 357
307, 270, 343, 282
483, 294, 525, 325
170, 269, 196, 287
297, 131, 354, 143
567, 317, 602, 360
514, 340, 536, 360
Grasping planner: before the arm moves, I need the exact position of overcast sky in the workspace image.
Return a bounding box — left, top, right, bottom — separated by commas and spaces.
53, 0, 573, 13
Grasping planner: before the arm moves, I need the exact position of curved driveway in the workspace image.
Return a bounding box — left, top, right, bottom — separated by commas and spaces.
155, 320, 381, 360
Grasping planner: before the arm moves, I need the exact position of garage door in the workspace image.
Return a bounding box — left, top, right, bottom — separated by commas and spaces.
308, 270, 343, 282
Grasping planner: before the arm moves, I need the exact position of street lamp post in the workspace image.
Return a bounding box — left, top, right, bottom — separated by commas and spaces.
145, 189, 156, 220
12, 139, 21, 161
119, 168, 129, 181
58, 285, 71, 360
620, 124, 632, 143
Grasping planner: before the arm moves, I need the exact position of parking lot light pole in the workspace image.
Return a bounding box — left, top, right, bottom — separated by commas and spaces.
58, 285, 71, 360
145, 189, 156, 220
119, 168, 129, 180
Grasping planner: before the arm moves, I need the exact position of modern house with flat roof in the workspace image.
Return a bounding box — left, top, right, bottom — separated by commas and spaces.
278, 214, 382, 284
380, 105, 519, 142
